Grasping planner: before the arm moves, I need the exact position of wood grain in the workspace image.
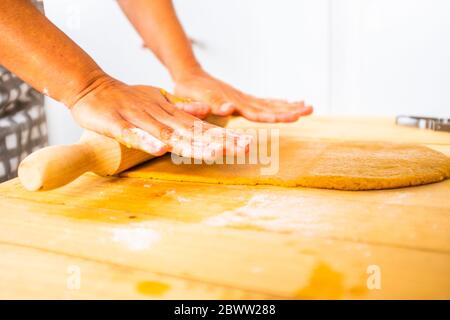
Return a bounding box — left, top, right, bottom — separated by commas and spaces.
1, 116, 449, 299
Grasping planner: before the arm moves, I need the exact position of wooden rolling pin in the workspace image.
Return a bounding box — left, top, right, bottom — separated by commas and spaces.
18, 116, 230, 191
18, 131, 154, 191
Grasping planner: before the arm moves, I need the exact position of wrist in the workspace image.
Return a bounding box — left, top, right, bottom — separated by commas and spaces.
171, 63, 206, 83
63, 70, 117, 108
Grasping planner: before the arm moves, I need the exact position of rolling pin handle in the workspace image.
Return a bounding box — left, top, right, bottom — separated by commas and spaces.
18, 144, 96, 191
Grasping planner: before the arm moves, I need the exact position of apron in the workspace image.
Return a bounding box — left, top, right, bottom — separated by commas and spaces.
0, 0, 48, 182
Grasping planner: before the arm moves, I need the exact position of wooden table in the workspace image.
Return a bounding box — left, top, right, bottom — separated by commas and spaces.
1, 116, 449, 299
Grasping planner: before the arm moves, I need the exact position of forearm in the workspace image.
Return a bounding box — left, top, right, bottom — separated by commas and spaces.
0, 0, 110, 107
118, 0, 202, 82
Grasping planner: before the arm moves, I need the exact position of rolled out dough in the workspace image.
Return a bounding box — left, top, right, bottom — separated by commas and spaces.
121, 139, 450, 191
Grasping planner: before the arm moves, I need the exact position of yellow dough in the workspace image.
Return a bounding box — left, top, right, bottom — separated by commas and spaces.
121, 139, 450, 191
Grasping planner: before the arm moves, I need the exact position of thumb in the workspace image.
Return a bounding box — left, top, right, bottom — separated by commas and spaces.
160, 88, 211, 119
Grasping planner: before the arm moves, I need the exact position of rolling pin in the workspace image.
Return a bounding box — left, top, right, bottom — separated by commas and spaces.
18, 116, 231, 191
18, 131, 155, 191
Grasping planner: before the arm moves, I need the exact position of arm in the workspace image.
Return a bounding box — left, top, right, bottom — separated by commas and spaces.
117, 0, 200, 82
0, 0, 247, 159
118, 0, 313, 122
0, 0, 106, 107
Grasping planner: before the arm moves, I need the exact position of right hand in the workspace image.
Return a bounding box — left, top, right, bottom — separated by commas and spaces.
69, 77, 251, 160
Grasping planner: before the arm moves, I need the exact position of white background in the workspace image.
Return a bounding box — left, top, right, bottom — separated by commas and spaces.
43, 0, 450, 144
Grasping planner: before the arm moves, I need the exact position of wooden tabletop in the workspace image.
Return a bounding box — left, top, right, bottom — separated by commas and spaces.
1, 116, 449, 299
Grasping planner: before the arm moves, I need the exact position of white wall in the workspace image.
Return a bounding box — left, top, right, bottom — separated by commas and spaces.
331, 0, 450, 116
43, 0, 450, 145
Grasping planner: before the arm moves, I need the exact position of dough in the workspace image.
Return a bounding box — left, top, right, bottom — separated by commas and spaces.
121, 139, 450, 191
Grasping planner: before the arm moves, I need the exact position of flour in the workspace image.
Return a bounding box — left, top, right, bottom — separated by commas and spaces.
176, 196, 191, 203
203, 193, 309, 233
163, 190, 191, 203
112, 225, 160, 251
165, 190, 176, 196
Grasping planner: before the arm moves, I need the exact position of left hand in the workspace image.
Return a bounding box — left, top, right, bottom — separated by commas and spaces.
173, 70, 313, 122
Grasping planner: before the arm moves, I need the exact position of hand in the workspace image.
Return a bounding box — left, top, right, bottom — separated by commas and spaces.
69, 77, 251, 160
173, 70, 313, 122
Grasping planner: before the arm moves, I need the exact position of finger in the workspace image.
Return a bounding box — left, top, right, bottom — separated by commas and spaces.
144, 104, 225, 160
232, 102, 280, 123
106, 114, 135, 141
271, 105, 313, 120
238, 105, 300, 123
154, 100, 219, 141
154, 100, 252, 158
301, 105, 314, 116
244, 95, 310, 115
169, 116, 250, 159
130, 88, 219, 159
195, 89, 236, 116
184, 117, 252, 156
219, 92, 286, 123
121, 127, 169, 156
118, 110, 170, 156
174, 101, 211, 119
167, 128, 226, 161
248, 94, 306, 110
238, 96, 314, 122
262, 97, 305, 108
212, 101, 236, 116
202, 126, 252, 156
243, 93, 315, 120
107, 116, 168, 156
